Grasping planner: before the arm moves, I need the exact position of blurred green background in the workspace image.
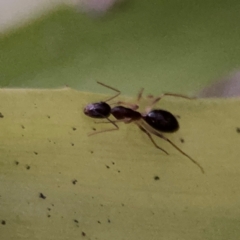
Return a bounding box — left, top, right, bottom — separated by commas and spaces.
1, 0, 240, 96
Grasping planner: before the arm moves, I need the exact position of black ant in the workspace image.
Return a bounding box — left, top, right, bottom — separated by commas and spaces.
84, 82, 204, 173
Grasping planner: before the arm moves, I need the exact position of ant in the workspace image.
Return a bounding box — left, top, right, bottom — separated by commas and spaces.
84, 82, 204, 173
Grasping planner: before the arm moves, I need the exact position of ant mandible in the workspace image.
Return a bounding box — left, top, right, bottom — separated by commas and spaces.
84, 82, 204, 173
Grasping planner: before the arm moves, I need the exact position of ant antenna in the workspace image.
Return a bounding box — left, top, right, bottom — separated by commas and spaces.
96, 81, 121, 102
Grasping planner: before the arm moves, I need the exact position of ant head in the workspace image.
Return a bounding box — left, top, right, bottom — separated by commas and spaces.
84, 102, 111, 119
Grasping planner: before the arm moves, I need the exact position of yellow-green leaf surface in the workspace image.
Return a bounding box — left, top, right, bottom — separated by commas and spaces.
1, 89, 240, 240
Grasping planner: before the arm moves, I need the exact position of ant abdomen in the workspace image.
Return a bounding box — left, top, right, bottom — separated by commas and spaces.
84, 102, 111, 118
143, 109, 179, 133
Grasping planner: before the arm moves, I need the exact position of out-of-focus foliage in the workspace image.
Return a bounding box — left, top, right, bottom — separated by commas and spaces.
1, 1, 240, 95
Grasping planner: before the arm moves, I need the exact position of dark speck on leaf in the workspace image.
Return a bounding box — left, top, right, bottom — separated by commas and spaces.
105, 165, 110, 169
108, 219, 111, 223
117, 170, 121, 173
34, 152, 38, 155
180, 138, 185, 143
90, 151, 93, 154
236, 127, 240, 133
112, 161, 115, 165
154, 176, 160, 181
26, 165, 30, 170
72, 179, 77, 185
47, 215, 51, 218
82, 232, 86, 236
47, 115, 51, 119
15, 161, 19, 165
0, 113, 4, 118
71, 143, 74, 146
97, 221, 101, 224
39, 193, 46, 199
1, 220, 6, 225
21, 125, 25, 129
72, 127, 77, 131
92, 127, 96, 131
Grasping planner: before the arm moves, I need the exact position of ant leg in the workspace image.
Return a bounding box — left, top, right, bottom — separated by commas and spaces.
163, 136, 204, 174
94, 118, 133, 124
143, 126, 204, 173
136, 123, 169, 155
94, 119, 125, 124
160, 93, 196, 100
146, 94, 154, 99
111, 88, 144, 110
96, 81, 121, 102
136, 88, 144, 102
88, 117, 119, 136
146, 93, 196, 113
132, 87, 144, 109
